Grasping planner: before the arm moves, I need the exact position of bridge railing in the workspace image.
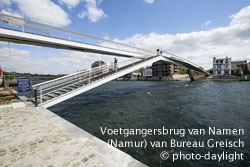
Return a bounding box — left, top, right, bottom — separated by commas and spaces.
0, 13, 153, 56
32, 55, 155, 105
161, 51, 205, 71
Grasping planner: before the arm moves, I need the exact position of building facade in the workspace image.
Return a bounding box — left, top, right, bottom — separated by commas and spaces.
143, 66, 152, 78
152, 60, 178, 80
232, 61, 248, 75
213, 57, 250, 76
121, 71, 140, 80
213, 57, 232, 76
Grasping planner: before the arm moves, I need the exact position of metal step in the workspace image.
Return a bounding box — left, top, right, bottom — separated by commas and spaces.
64, 87, 74, 91
53, 91, 65, 95
75, 83, 85, 87
68, 85, 78, 89
47, 94, 57, 98
57, 89, 69, 93
42, 96, 53, 101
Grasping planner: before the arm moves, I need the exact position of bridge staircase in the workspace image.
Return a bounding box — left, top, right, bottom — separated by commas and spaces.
33, 55, 165, 108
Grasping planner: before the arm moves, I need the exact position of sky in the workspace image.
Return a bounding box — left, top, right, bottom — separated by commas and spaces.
0, 0, 250, 74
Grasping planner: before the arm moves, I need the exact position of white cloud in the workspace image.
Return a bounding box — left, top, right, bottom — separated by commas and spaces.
1, 0, 71, 27
58, 0, 80, 9
85, 6, 107, 22
1, 8, 23, 18
0, 0, 11, 7
230, 6, 250, 26
57, 0, 107, 23
202, 20, 211, 27
78, 0, 107, 23
77, 10, 85, 18
0, 47, 32, 72
114, 6, 250, 70
1, 0, 107, 26
144, 0, 154, 4
0, 47, 78, 74
61, 51, 125, 68
0, 46, 123, 74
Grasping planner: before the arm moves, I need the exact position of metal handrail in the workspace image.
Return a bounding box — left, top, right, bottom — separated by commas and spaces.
33, 55, 156, 106
33, 64, 107, 88
39, 66, 112, 98
32, 56, 148, 90
0, 13, 152, 54
162, 51, 201, 69
38, 74, 87, 93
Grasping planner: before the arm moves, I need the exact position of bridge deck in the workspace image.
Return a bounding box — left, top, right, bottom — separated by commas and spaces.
0, 27, 145, 58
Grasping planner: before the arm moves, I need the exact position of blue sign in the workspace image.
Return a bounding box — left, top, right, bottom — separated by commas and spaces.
17, 78, 31, 92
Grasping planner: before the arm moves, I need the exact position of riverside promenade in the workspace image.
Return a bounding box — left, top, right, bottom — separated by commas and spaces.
0, 101, 146, 167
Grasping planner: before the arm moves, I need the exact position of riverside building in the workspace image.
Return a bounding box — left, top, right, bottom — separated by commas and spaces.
213, 57, 249, 77
152, 60, 179, 80
143, 66, 152, 79
232, 60, 247, 75
213, 57, 232, 76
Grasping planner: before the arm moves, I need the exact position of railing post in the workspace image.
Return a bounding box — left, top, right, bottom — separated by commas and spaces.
111, 63, 114, 71
34, 89, 38, 107
68, 32, 71, 40
40, 87, 43, 104
30, 76, 33, 99
88, 70, 91, 83
2, 75, 6, 91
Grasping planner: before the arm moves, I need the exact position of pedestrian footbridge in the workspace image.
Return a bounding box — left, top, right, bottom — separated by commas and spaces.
33, 55, 171, 108
0, 13, 210, 108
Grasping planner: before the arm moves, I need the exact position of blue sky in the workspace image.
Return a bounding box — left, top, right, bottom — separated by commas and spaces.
1, 0, 250, 74
67, 0, 250, 36
92, 0, 249, 36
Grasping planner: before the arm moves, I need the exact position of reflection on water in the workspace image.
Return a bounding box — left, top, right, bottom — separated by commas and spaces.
50, 81, 250, 167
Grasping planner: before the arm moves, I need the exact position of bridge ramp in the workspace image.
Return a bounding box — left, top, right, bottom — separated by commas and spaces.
33, 56, 168, 108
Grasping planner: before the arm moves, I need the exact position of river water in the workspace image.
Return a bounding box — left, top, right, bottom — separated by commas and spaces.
49, 81, 250, 167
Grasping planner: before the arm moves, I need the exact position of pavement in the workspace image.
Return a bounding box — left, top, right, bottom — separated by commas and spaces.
0, 102, 146, 167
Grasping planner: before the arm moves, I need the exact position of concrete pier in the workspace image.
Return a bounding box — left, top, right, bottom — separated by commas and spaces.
0, 102, 146, 167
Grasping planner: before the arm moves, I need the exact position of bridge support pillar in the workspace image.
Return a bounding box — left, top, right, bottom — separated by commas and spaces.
187, 68, 194, 82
